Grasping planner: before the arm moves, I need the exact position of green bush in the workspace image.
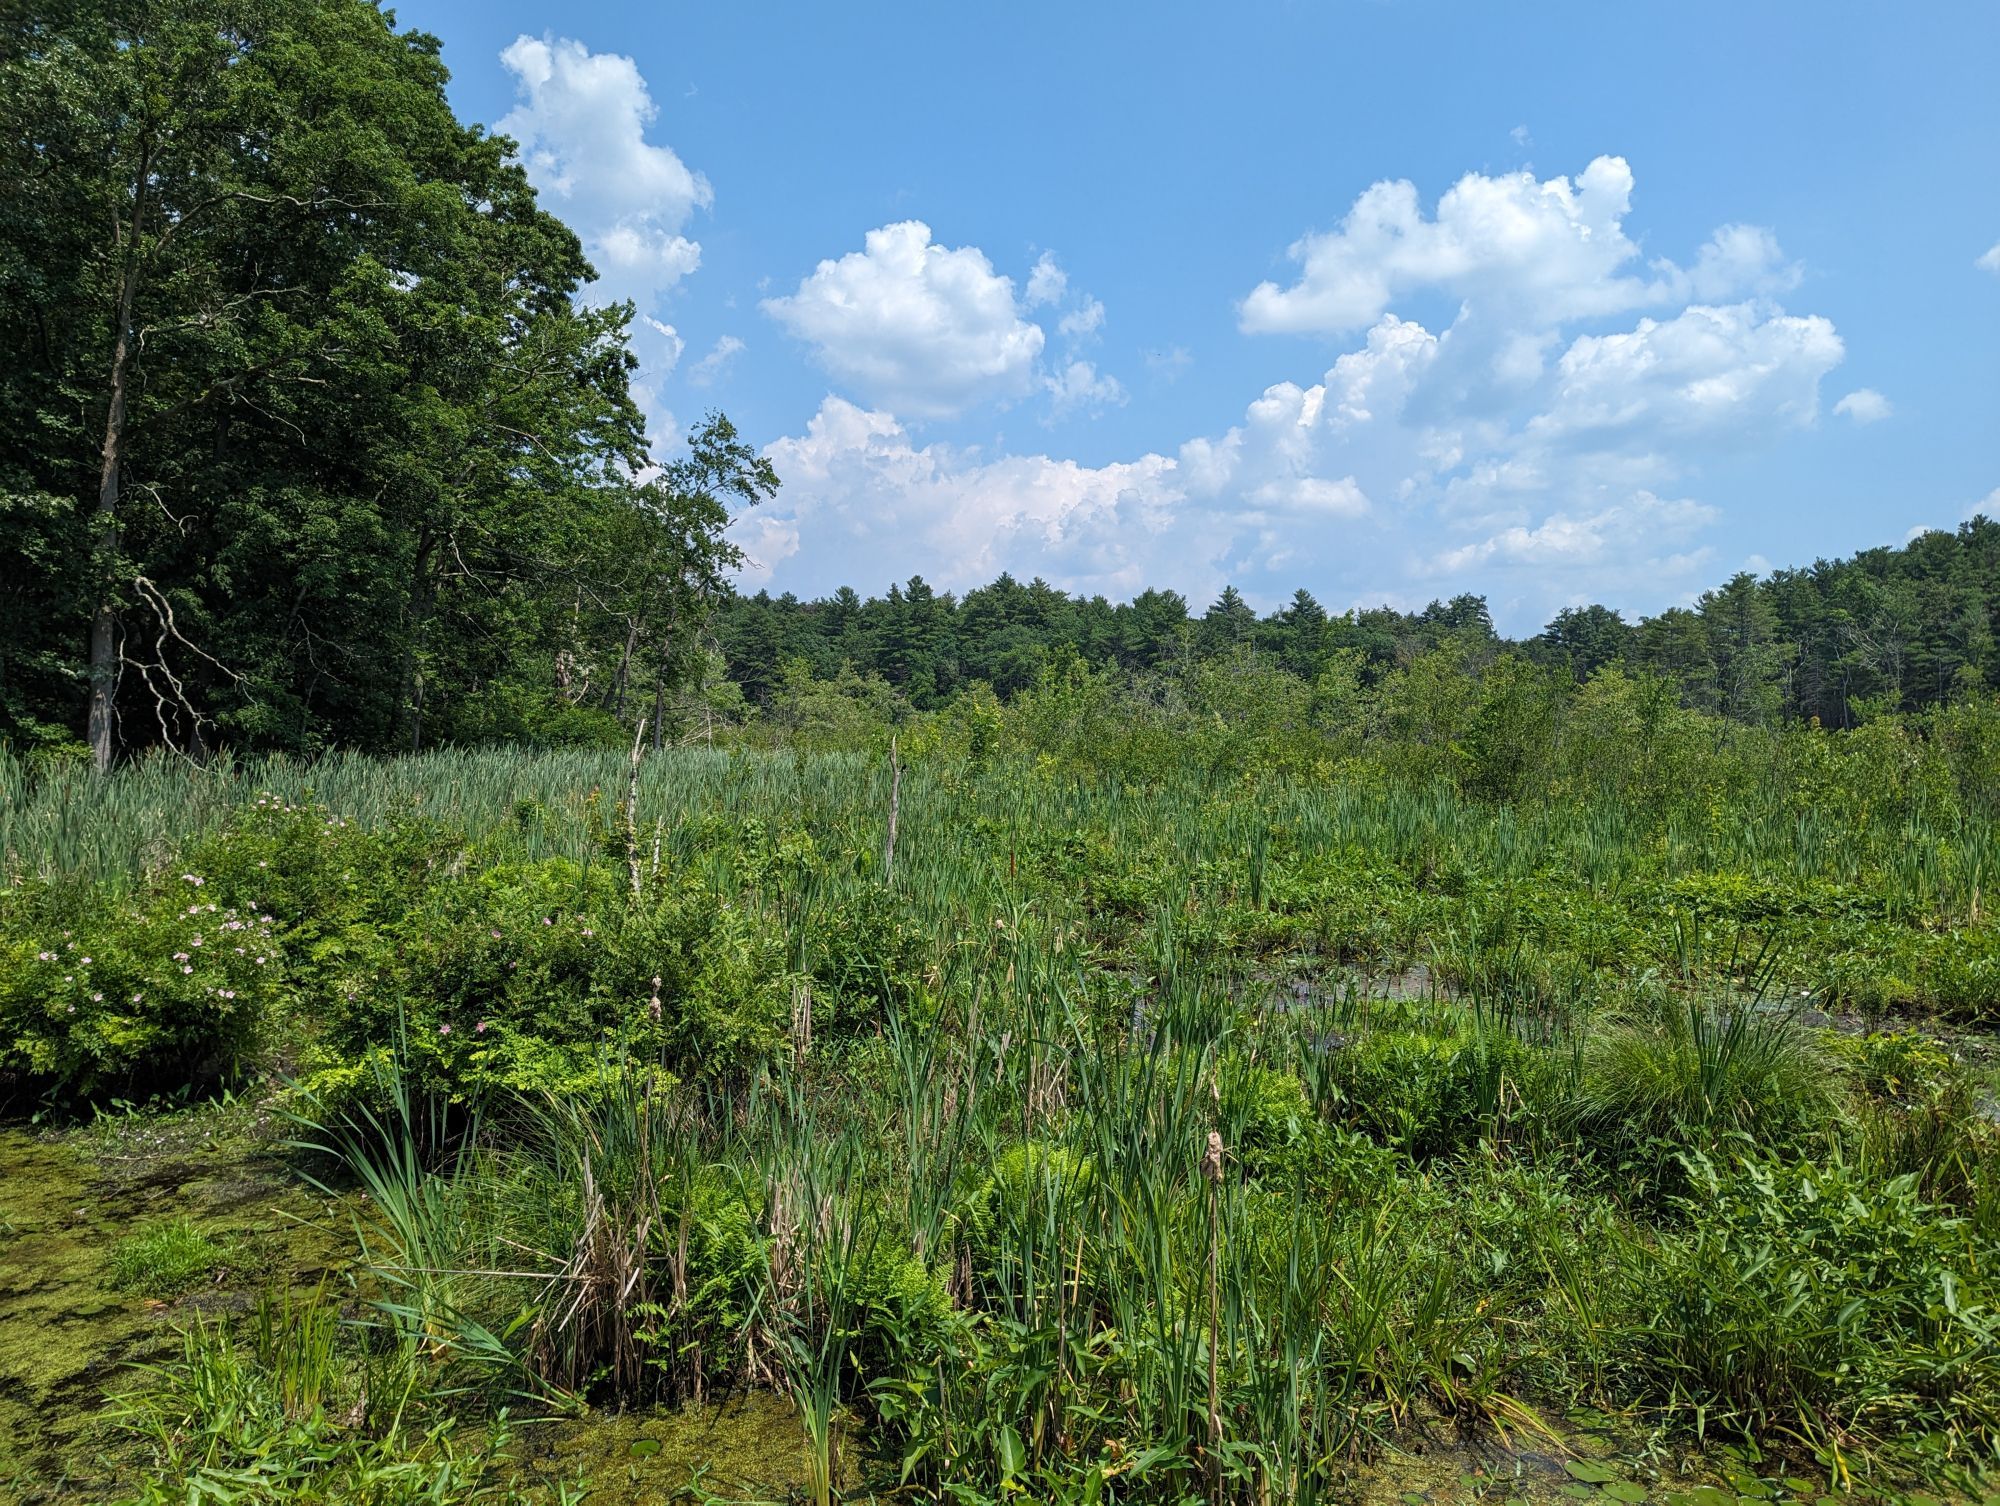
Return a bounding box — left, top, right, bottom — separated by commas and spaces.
807, 887, 929, 1033
1617, 1154, 2000, 1446
180, 797, 450, 994
301, 861, 791, 1106
1215, 1052, 1319, 1179
0, 872, 288, 1101
1328, 1022, 1532, 1161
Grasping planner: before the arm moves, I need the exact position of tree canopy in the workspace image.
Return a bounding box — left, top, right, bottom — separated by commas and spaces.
713, 518, 2000, 729
1, 0, 757, 763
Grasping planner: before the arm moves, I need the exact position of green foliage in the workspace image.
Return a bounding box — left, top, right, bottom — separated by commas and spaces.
0, 2, 754, 761
108, 1294, 541, 1505
301, 859, 791, 1105
1571, 994, 1844, 1171
1620, 1154, 2000, 1448
4, 736, 1999, 1497
0, 869, 287, 1101
1327, 1019, 1532, 1161
717, 519, 2000, 738
107, 1216, 232, 1299
806, 885, 930, 1031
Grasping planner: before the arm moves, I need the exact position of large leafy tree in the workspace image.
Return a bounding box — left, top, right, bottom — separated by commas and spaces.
1, 0, 750, 762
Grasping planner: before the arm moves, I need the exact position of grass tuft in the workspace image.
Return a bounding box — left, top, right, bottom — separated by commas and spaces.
108, 1217, 231, 1300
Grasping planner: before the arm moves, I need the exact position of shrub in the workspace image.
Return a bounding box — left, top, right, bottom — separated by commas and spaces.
0, 872, 287, 1103
1328, 1022, 1533, 1161
1215, 1052, 1318, 1179
179, 797, 449, 996
301, 861, 792, 1106
807, 887, 929, 1033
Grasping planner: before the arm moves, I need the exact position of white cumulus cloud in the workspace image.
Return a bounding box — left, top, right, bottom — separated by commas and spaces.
1241, 157, 1794, 337
1978, 242, 2000, 275
733, 397, 1189, 598
1425, 492, 1717, 575
763, 222, 1046, 418
498, 36, 710, 305
1834, 388, 1892, 424
1531, 302, 1844, 445
743, 156, 1850, 631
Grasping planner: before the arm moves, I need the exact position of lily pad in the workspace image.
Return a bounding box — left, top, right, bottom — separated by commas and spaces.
1566, 1462, 1620, 1485
1665, 1489, 1736, 1506
1601, 1483, 1647, 1504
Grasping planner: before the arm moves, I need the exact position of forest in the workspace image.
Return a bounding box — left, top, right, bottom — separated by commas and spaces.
5, 3, 2000, 1506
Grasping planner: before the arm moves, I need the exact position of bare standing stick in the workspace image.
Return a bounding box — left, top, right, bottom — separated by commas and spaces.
1203, 1129, 1224, 1500
626, 716, 647, 899
883, 734, 902, 885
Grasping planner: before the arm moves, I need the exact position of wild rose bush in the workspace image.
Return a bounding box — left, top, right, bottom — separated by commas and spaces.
0, 871, 287, 1100
299, 858, 792, 1109
5, 798, 795, 1113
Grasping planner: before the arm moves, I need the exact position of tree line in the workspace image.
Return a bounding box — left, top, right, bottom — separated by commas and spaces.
715, 518, 2000, 730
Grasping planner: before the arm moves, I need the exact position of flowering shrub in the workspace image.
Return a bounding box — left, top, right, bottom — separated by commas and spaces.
176, 796, 447, 994
0, 871, 286, 1100
298, 858, 792, 1108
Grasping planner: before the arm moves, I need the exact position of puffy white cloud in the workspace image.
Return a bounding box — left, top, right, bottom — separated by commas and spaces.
1834, 387, 1892, 424
1531, 302, 1843, 445
734, 397, 1190, 598
498, 36, 710, 304
763, 221, 1046, 418
688, 334, 744, 386
745, 156, 1849, 631
1043, 360, 1127, 419
1325, 315, 1439, 426
1025, 251, 1068, 307
1978, 242, 2000, 275
1240, 157, 1794, 337
1242, 157, 1656, 335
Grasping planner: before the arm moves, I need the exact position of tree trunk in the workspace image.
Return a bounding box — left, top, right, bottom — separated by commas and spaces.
403, 531, 436, 754
612, 616, 639, 718
88, 164, 150, 774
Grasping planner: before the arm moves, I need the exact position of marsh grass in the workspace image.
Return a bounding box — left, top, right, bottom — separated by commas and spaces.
108, 1216, 233, 1300
1571, 993, 1844, 1170
107, 1291, 556, 1506
12, 732, 2000, 1499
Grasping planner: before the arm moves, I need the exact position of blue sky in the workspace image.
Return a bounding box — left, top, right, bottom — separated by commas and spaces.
396, 0, 1999, 631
